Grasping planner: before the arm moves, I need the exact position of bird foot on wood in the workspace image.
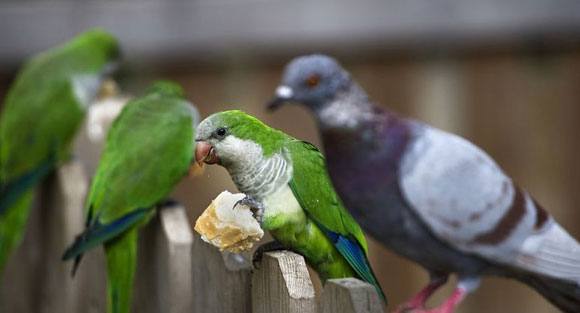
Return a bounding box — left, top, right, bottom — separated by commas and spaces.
157, 198, 180, 209
252, 241, 286, 270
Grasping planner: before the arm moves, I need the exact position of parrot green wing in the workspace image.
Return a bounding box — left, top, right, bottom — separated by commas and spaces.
90, 85, 196, 222
79, 82, 196, 313
286, 140, 367, 248
63, 82, 197, 263
0, 29, 119, 214
1, 30, 119, 278
286, 140, 385, 301
0, 151, 56, 215
1, 29, 119, 182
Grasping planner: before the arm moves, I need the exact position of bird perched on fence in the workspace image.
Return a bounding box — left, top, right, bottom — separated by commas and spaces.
195, 110, 385, 301
267, 54, 580, 313
0, 29, 119, 277
63, 81, 199, 313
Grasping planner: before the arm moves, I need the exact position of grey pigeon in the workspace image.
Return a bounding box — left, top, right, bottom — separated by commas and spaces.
267, 54, 580, 313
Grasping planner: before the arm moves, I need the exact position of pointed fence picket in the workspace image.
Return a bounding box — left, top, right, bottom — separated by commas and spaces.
191, 233, 252, 313
320, 278, 384, 313
252, 251, 317, 313
1, 160, 385, 313
133, 204, 194, 313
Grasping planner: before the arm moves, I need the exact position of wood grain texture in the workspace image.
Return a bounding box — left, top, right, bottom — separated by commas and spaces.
133, 204, 193, 313
42, 161, 94, 313
192, 233, 252, 313
158, 205, 194, 313
0, 160, 108, 313
48, 161, 92, 313
251, 251, 316, 313
320, 278, 384, 313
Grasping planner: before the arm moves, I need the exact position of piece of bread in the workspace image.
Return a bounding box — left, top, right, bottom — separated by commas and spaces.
194, 191, 264, 253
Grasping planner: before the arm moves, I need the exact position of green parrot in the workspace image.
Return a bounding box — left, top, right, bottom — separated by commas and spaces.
194, 110, 386, 301
62, 81, 199, 313
0, 29, 120, 276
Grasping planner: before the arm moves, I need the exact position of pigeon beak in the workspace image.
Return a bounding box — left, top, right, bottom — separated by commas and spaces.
195, 141, 219, 165
267, 85, 293, 111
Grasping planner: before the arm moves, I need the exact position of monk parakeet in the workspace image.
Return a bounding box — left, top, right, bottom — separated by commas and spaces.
0, 29, 119, 276
194, 110, 385, 301
267, 54, 580, 313
62, 81, 199, 313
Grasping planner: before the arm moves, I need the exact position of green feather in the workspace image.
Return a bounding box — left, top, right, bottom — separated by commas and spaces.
146, 80, 186, 97
200, 110, 386, 301
0, 190, 33, 277
63, 80, 197, 313
105, 229, 137, 313
0, 29, 119, 277
62, 206, 155, 277
286, 140, 386, 302
203, 110, 290, 157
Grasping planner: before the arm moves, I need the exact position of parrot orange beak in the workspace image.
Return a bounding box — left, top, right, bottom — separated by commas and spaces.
195, 141, 220, 165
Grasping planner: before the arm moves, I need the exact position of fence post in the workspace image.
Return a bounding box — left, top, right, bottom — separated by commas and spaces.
320, 278, 384, 313
0, 160, 105, 313
251, 251, 317, 313
133, 204, 193, 313
44, 160, 93, 313
192, 233, 252, 313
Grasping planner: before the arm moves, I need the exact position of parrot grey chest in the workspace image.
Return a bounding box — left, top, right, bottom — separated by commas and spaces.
222, 136, 305, 227
223, 136, 292, 200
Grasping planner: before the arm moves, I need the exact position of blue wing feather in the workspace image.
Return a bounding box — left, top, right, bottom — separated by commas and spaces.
316, 220, 386, 302
62, 206, 153, 275
0, 152, 56, 216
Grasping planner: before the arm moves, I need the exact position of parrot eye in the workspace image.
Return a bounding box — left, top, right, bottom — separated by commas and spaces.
305, 74, 320, 88
215, 127, 228, 139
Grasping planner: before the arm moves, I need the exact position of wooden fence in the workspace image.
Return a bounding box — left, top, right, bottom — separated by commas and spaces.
1, 160, 384, 313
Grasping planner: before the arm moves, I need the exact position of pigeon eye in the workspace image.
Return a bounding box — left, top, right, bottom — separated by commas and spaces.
305, 74, 320, 88
215, 127, 227, 138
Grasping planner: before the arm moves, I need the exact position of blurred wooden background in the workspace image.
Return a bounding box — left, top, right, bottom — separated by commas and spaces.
1, 1, 580, 312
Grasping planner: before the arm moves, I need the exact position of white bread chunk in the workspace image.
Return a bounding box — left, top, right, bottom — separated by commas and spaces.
194, 191, 264, 253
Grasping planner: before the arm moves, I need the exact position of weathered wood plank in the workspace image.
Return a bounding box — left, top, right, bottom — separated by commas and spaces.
192, 233, 251, 313
42, 161, 91, 313
134, 204, 193, 313
1, 159, 108, 313
320, 278, 384, 313
58, 163, 108, 313
251, 251, 316, 313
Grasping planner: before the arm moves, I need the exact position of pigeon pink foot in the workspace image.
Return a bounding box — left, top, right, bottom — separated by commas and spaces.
391, 277, 447, 313
394, 288, 467, 313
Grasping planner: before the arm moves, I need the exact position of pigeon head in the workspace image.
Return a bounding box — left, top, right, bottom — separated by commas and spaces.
268, 54, 351, 112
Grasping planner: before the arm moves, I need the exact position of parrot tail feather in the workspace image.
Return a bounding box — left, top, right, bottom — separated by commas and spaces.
513, 271, 580, 313
105, 229, 137, 313
62, 206, 153, 276
327, 230, 387, 303
70, 254, 84, 277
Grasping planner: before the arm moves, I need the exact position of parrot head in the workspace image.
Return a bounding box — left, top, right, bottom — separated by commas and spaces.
146, 80, 186, 97
195, 110, 285, 169
62, 29, 121, 76
268, 54, 351, 112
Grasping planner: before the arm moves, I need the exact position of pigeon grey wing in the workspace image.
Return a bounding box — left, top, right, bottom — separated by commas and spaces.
399, 126, 580, 283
